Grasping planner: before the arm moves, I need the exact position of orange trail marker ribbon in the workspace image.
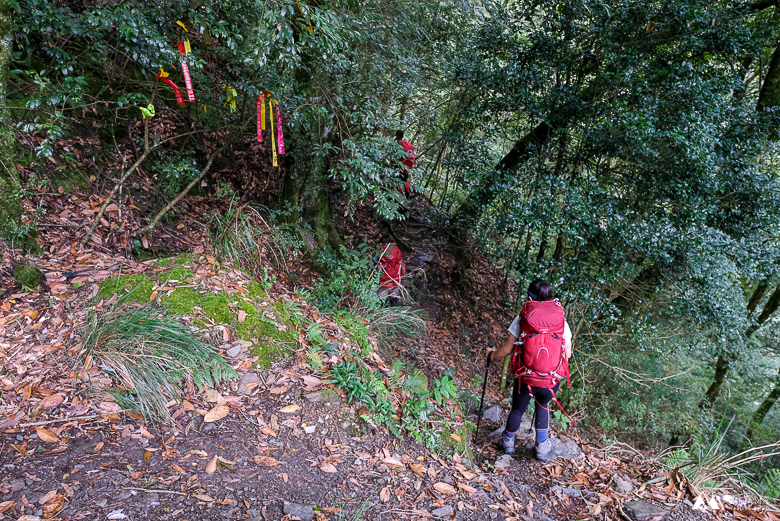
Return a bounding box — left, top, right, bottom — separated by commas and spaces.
157, 70, 185, 105
275, 103, 285, 155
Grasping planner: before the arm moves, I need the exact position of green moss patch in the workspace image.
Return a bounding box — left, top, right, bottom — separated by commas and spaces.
160, 288, 233, 324
98, 274, 154, 302
156, 253, 198, 269
235, 300, 297, 369
13, 264, 42, 292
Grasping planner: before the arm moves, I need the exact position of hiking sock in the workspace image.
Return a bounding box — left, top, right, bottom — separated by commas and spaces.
536, 429, 548, 443
503, 430, 516, 440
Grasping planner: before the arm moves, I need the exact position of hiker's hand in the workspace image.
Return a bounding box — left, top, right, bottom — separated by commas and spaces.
565, 346, 572, 359
487, 342, 497, 359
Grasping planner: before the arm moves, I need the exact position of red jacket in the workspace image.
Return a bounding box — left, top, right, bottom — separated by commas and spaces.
379, 244, 405, 289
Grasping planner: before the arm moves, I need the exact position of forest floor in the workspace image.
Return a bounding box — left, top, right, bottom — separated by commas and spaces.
0, 187, 776, 521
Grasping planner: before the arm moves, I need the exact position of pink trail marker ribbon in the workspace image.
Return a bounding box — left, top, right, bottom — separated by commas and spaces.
275, 103, 285, 155
181, 60, 195, 102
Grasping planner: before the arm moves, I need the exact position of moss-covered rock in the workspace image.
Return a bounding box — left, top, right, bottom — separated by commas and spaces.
13, 264, 42, 291
235, 299, 297, 369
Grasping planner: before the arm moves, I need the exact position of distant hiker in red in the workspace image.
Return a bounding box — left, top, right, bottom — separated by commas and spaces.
375, 234, 405, 307
489, 280, 573, 460
395, 130, 415, 198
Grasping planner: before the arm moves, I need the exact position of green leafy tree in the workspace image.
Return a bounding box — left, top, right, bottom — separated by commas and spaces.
0, 0, 23, 245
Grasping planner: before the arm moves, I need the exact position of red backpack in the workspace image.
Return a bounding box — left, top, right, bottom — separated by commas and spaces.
509, 300, 570, 389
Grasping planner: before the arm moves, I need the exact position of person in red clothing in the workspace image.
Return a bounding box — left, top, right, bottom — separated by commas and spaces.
376, 234, 405, 307
395, 130, 415, 198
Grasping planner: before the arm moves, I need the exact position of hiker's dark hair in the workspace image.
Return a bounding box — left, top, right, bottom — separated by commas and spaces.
528, 280, 554, 301
395, 130, 404, 141
381, 233, 393, 243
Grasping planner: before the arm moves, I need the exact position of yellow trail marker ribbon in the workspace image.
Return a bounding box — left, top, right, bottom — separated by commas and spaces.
223, 85, 237, 112
295, 0, 314, 33
177, 20, 188, 31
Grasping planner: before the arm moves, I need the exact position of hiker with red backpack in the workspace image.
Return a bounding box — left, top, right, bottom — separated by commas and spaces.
375, 234, 405, 307
488, 279, 573, 460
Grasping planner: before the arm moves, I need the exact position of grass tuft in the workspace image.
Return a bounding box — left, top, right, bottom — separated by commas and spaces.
210, 202, 302, 278
82, 298, 237, 422
360, 306, 427, 350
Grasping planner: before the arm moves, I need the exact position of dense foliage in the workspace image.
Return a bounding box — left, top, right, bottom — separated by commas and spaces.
4, 0, 780, 488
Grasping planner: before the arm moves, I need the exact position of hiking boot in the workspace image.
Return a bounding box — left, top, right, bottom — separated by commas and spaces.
502, 432, 516, 455
534, 438, 552, 461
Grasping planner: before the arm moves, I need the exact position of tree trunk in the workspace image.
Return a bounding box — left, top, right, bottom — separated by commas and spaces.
745, 365, 780, 440
702, 355, 731, 408
757, 43, 780, 111
747, 279, 770, 315
451, 122, 553, 228
282, 129, 342, 251
0, 0, 23, 245
746, 283, 780, 338
701, 283, 780, 408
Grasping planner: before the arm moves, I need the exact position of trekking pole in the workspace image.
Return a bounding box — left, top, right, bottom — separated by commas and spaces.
474, 342, 493, 447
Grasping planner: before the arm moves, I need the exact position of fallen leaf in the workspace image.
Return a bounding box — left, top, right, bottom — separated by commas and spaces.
0, 501, 14, 514
18, 516, 42, 521
260, 427, 277, 437
382, 457, 403, 468
39, 491, 58, 505
194, 493, 214, 502
35, 427, 60, 443
143, 450, 152, 462
253, 455, 279, 467
21, 309, 39, 319
206, 455, 218, 473
237, 310, 247, 323
409, 463, 426, 477
433, 482, 457, 495
203, 404, 230, 423
43, 494, 65, 519
301, 375, 321, 388
98, 402, 122, 413
38, 393, 65, 409
450, 433, 462, 442
457, 482, 476, 493
278, 404, 300, 413
320, 462, 338, 473
380, 487, 390, 503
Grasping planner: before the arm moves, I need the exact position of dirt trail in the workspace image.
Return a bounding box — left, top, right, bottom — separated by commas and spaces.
0, 192, 767, 520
